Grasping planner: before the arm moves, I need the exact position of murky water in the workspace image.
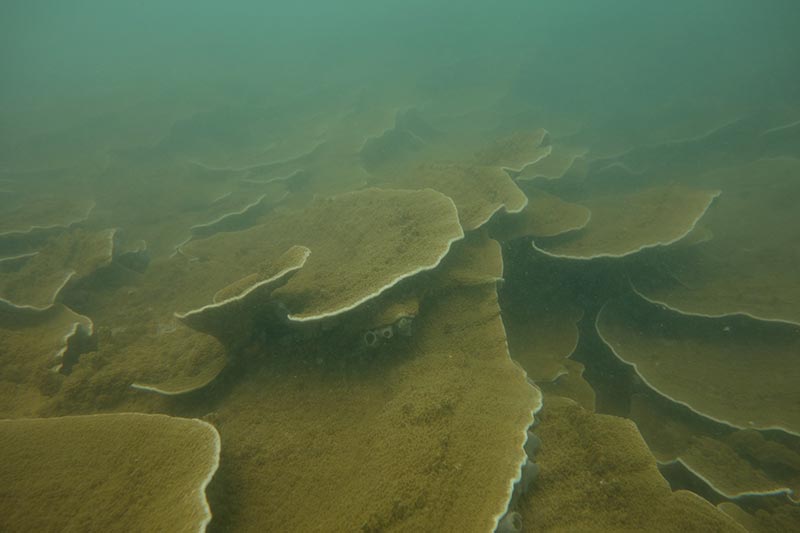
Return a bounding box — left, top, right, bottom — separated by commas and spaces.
2, 1, 799, 531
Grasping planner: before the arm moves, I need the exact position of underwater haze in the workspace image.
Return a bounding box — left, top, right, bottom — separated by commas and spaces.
2, 1, 800, 531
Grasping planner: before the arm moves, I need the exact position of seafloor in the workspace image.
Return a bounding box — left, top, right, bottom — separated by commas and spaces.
1, 62, 800, 532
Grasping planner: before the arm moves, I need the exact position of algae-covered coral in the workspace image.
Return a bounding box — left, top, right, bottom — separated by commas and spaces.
0, 413, 220, 532
3, 2, 800, 532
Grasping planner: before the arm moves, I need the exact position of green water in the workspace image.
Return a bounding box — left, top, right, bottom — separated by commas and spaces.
2, 1, 799, 532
